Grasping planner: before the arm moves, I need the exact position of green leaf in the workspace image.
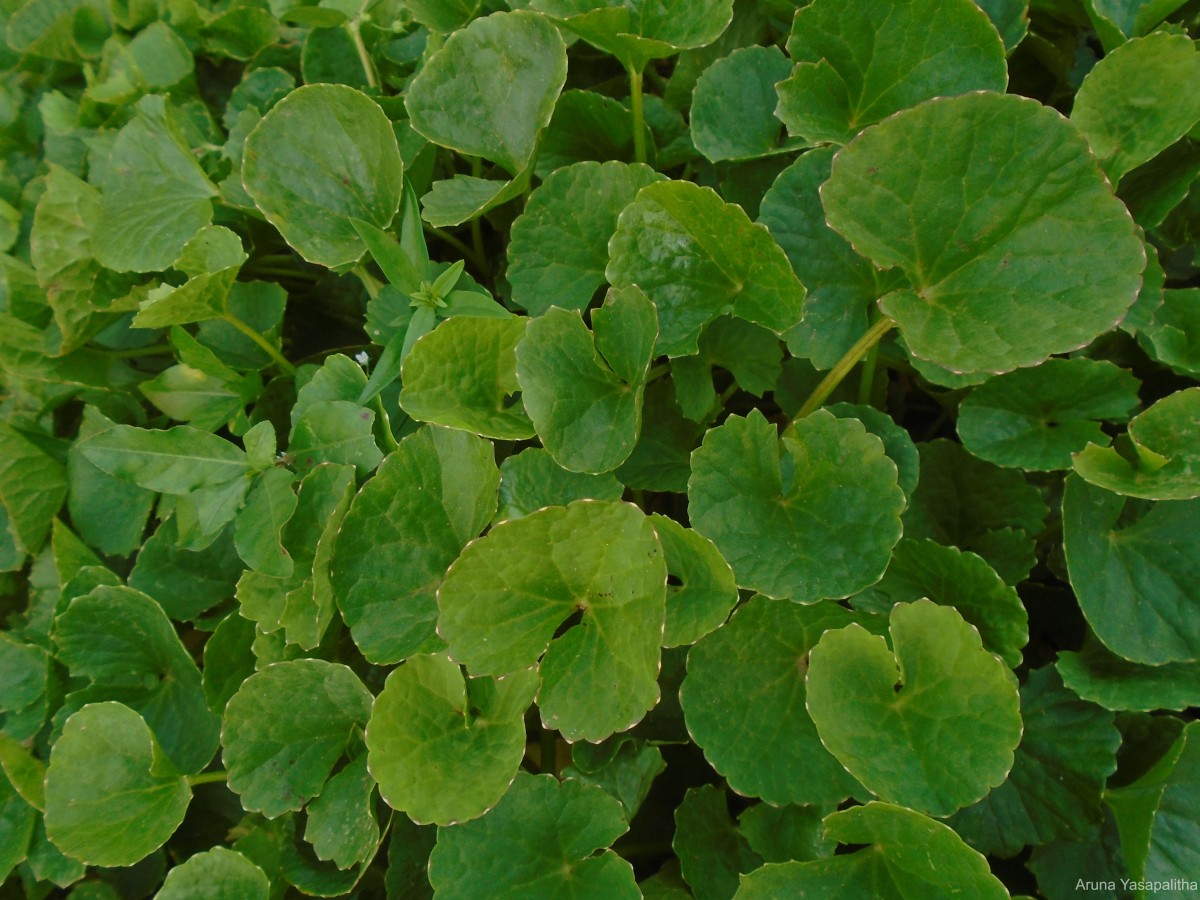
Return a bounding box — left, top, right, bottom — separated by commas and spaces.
957, 358, 1141, 471
129, 517, 243, 622
303, 754, 379, 869
1082, 0, 1190, 48
1071, 32, 1200, 183
44, 703, 190, 867
222, 659, 374, 818
92, 95, 218, 273
53, 585, 220, 774
651, 514, 737, 648
243, 84, 403, 268
976, 0, 1030, 51
332, 426, 499, 664
947, 666, 1120, 857
496, 448, 624, 522
405, 0, 481, 32
823, 92, 1146, 374
691, 45, 796, 163
536, 90, 638, 178
0, 423, 68, 556
419, 172, 531, 229
681, 596, 869, 806
156, 847, 270, 900
366, 653, 537, 826
428, 773, 637, 899
438, 500, 665, 743
738, 803, 834, 864
132, 226, 249, 329
1073, 388, 1200, 500
78, 424, 250, 495
1058, 638, 1200, 712
234, 468, 299, 578
289, 400, 383, 477
1141, 288, 1200, 377
776, 0, 1007, 145
516, 290, 656, 473
688, 410, 904, 601
405, 11, 567, 175
1063, 475, 1200, 664
607, 180, 805, 356
0, 632, 50, 721
400, 316, 534, 440
508, 161, 664, 315
202, 612, 256, 716
0, 771, 35, 882
673, 784, 761, 900
806, 600, 1022, 817
736, 802, 1010, 898
563, 737, 665, 819
615, 379, 705, 493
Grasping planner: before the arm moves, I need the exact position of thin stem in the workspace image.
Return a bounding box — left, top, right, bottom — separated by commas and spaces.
371, 394, 400, 453
353, 264, 382, 300
857, 340, 880, 406
222, 313, 297, 376
795, 315, 896, 420
423, 224, 485, 270
540, 729, 559, 778
644, 362, 670, 383
242, 265, 322, 283
628, 64, 647, 164
188, 770, 228, 787
468, 157, 489, 281
348, 19, 378, 90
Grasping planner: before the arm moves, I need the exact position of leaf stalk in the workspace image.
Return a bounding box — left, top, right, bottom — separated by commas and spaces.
796, 315, 896, 420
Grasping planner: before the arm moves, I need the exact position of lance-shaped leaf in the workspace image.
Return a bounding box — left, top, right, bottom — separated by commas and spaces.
222, 659, 374, 818
691, 45, 796, 163
516, 287, 656, 473
737, 803, 1009, 898
333, 426, 499, 663
428, 773, 638, 899
400, 317, 534, 440
651, 514, 737, 648
806, 600, 1022, 817
44, 703, 191, 868
822, 92, 1145, 375
958, 358, 1141, 471
496, 448, 623, 522
1063, 475, 1200, 665
405, 11, 566, 176
303, 754, 380, 870
157, 848, 270, 900
53, 585, 220, 774
776, 0, 1007, 145
508, 161, 664, 315
1073, 388, 1200, 500
366, 654, 538, 826
0, 423, 67, 556
438, 500, 666, 743
607, 180, 805, 356
77, 424, 250, 495
688, 410, 904, 601
1057, 638, 1200, 713
1071, 32, 1200, 183
680, 597, 870, 807
243, 84, 403, 268
947, 667, 1120, 857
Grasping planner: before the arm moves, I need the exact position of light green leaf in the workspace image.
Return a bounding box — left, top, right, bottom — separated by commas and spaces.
202, 612, 256, 716
366, 653, 537, 826
806, 600, 1022, 817
78, 424, 250, 495
140, 365, 248, 431
419, 172, 530, 229
691, 45, 796, 162
0, 423, 68, 556
222, 659, 373, 818
234, 468, 299, 577
680, 596, 870, 806
174, 477, 251, 552
1058, 638, 1200, 712
332, 426, 499, 664
243, 84, 403, 268
53, 585, 220, 774
92, 95, 217, 273
438, 500, 665, 743
958, 358, 1141, 471
688, 410, 904, 601
289, 400, 383, 477
496, 448, 623, 522
303, 754, 379, 869
508, 161, 664, 315
736, 802, 1010, 898
651, 514, 737, 648
823, 92, 1145, 375
1063, 475, 1200, 665
673, 785, 761, 900
44, 703, 190, 868
428, 773, 638, 899
400, 316, 534, 440
777, 0, 1007, 145
607, 180, 805, 356
406, 11, 567, 175
1073, 388, 1200, 500
156, 848, 269, 899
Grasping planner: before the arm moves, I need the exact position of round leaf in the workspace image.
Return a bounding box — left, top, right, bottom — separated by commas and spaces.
45, 703, 190, 867
438, 500, 666, 743
688, 410, 905, 601
680, 596, 869, 806
822, 92, 1145, 374
496, 447, 623, 522
650, 514, 738, 648
806, 600, 1022, 817
243, 84, 403, 268
826, 403, 919, 501
156, 847, 269, 900
691, 45, 795, 162
366, 654, 537, 826
222, 659, 374, 818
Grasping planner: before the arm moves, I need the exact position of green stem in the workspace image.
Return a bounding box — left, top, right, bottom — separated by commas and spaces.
468, 157, 489, 280
540, 729, 559, 778
348, 19, 378, 90
371, 394, 400, 453
188, 770, 228, 787
795, 315, 896, 420
644, 362, 670, 383
222, 313, 297, 376
423, 224, 484, 270
857, 340, 880, 406
628, 64, 647, 164
353, 265, 382, 300
242, 265, 322, 283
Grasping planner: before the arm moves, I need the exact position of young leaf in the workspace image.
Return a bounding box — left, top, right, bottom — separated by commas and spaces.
289, 400, 383, 477
234, 467, 298, 577
806, 600, 1023, 817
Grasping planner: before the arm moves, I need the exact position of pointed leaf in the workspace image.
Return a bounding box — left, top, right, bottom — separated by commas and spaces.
0, 423, 67, 556
78, 424, 250, 494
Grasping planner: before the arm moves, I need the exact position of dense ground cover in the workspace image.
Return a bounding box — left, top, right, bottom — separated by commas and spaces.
1, 0, 1200, 897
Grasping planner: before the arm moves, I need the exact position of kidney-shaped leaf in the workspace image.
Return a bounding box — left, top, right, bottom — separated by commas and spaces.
366, 654, 537, 826
438, 500, 666, 743
156, 847, 269, 900
806, 600, 1022, 817
822, 92, 1145, 374
243, 84, 403, 268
